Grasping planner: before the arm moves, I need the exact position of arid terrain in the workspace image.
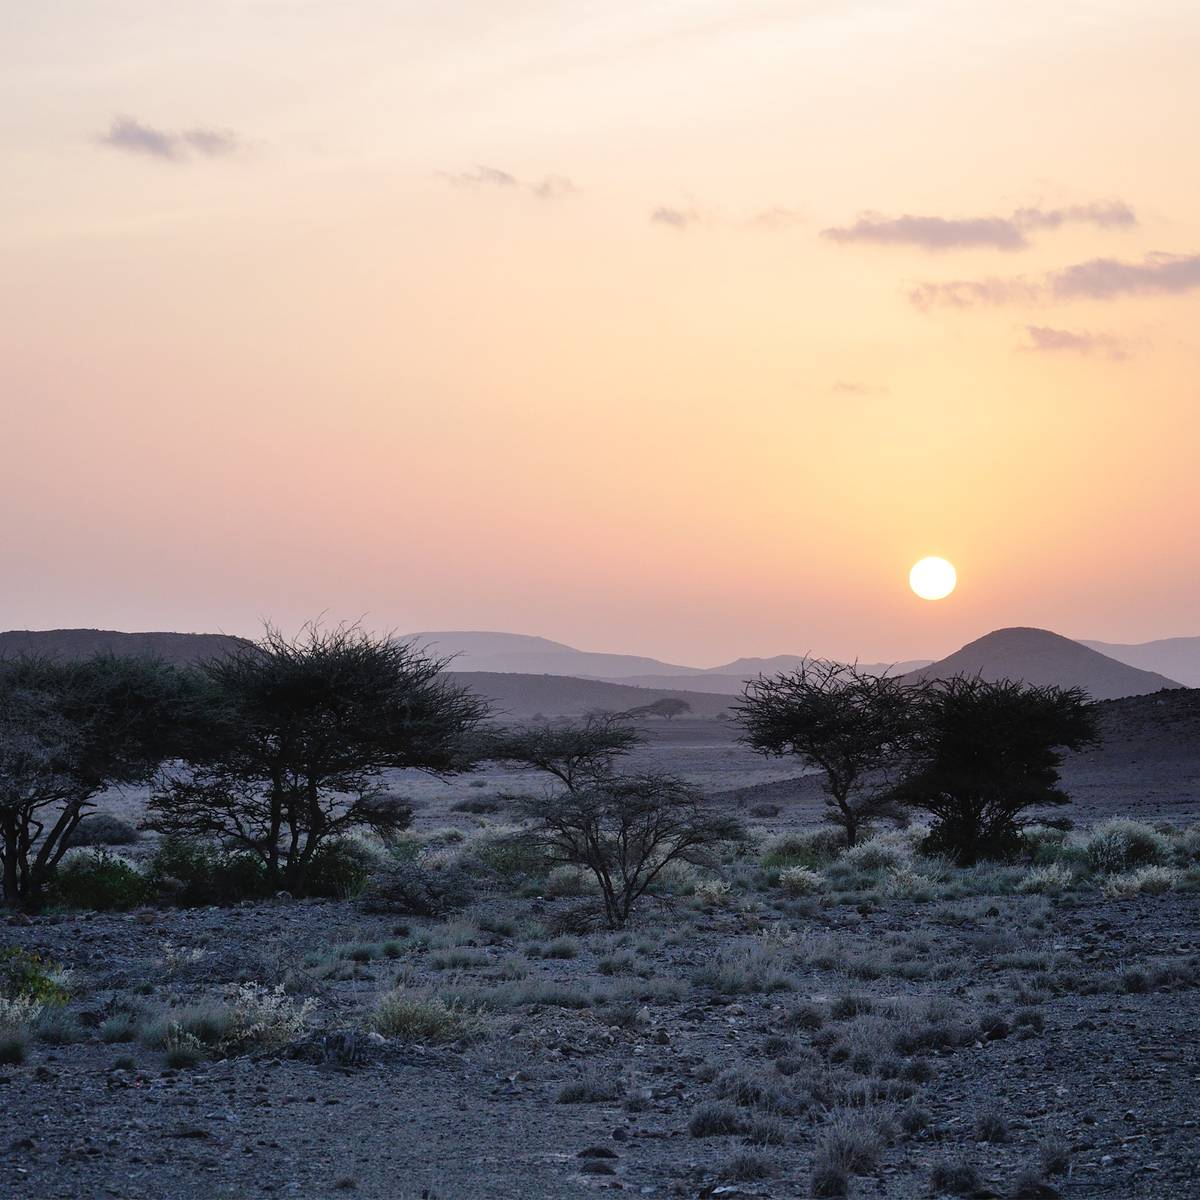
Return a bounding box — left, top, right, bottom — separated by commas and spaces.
3, 704, 1199, 1200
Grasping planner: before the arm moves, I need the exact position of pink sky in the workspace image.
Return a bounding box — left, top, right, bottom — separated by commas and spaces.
2, 2, 1198, 665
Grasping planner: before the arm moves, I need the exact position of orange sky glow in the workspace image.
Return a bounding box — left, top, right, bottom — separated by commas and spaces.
2, 2, 1198, 664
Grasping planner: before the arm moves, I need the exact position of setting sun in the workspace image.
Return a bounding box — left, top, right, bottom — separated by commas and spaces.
910, 556, 957, 601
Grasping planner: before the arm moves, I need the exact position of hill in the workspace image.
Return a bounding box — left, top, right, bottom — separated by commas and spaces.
1080, 636, 1200, 689
0, 628, 249, 666
905, 627, 1181, 700
607, 659, 934, 694
408, 631, 698, 678
446, 671, 734, 720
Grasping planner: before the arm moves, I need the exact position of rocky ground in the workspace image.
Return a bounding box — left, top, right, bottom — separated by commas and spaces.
2, 718, 1198, 1200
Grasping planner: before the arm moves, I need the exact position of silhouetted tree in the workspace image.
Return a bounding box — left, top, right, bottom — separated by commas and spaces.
733, 660, 918, 846
890, 676, 1099, 864
0, 654, 192, 906
625, 697, 692, 720
491, 713, 643, 792
521, 773, 743, 927
148, 624, 487, 893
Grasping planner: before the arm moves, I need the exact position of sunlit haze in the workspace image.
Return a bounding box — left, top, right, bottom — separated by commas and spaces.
3, 2, 1198, 664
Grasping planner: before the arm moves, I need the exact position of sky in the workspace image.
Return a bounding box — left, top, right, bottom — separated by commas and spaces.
2, 0, 1198, 666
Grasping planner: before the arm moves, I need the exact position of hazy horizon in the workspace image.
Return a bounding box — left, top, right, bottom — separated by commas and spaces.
4, 2, 1198, 664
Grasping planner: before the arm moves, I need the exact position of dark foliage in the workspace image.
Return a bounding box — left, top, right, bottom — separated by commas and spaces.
148, 624, 483, 894
891, 676, 1100, 864
50, 850, 150, 910
0, 653, 196, 906
623, 697, 691, 720
146, 837, 270, 906
490, 713, 643, 792
734, 660, 918, 845
522, 773, 744, 927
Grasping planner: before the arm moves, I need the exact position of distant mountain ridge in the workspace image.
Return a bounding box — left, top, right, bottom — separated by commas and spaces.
904, 627, 1181, 700
408, 630, 931, 692
1080, 637, 1200, 689
0, 628, 249, 666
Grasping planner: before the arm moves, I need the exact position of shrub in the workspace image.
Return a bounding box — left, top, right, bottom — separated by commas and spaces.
450, 797, 504, 814
780, 866, 824, 896
523, 774, 744, 927
843, 838, 905, 872
369, 989, 482, 1043
1017, 863, 1074, 895
689, 1101, 743, 1137
722, 1151, 776, 1181
814, 1110, 885, 1173
362, 858, 473, 915
763, 828, 846, 869
929, 1158, 981, 1195
65, 814, 139, 847
0, 948, 69, 1005
694, 877, 733, 904
225, 982, 314, 1050
545, 865, 593, 897
51, 850, 150, 910
469, 834, 551, 883
1084, 820, 1171, 874
1101, 866, 1180, 897
556, 1072, 623, 1104
975, 1108, 1010, 1143
692, 943, 793, 994
147, 838, 268, 906
305, 837, 378, 899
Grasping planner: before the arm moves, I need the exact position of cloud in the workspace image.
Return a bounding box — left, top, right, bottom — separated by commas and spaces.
832, 380, 889, 395
1014, 202, 1136, 231
823, 201, 1137, 252
97, 115, 241, 161
438, 165, 519, 189
745, 207, 805, 231
439, 166, 576, 199
1049, 252, 1200, 299
1023, 325, 1128, 359
649, 205, 803, 232
910, 251, 1200, 309
650, 206, 698, 229
824, 213, 1027, 251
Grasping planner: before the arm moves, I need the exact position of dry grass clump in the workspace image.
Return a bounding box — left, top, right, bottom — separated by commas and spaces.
691, 942, 794, 994
1017, 863, 1074, 895
779, 866, 825, 896
556, 1071, 623, 1104
689, 1100, 743, 1137
1101, 865, 1181, 896
929, 1157, 981, 1195
369, 989, 483, 1043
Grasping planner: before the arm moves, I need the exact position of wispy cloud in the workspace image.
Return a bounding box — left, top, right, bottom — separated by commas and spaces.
1023, 325, 1128, 359
438, 166, 575, 199
910, 251, 1200, 309
649, 205, 803, 232
98, 116, 241, 161
650, 206, 700, 229
823, 201, 1136, 252
832, 380, 889, 395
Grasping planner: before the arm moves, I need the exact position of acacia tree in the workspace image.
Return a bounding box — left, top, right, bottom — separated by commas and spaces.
733, 660, 919, 846
521, 773, 743, 927
491, 713, 643, 792
890, 676, 1099, 864
624, 698, 691, 721
0, 654, 192, 907
148, 624, 487, 893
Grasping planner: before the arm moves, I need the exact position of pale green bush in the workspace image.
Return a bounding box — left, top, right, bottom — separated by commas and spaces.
1084, 820, 1171, 873
1017, 863, 1074, 895
779, 866, 824, 896
1101, 866, 1181, 897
